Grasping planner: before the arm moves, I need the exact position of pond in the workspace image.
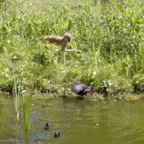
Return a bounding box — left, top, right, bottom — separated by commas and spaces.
0, 94, 144, 144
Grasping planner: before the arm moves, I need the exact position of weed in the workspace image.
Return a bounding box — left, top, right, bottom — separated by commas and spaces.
13, 71, 20, 122
0, 0, 143, 96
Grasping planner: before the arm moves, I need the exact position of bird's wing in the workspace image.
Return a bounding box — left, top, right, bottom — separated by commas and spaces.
72, 84, 87, 92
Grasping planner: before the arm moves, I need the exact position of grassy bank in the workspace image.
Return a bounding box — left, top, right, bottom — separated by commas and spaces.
0, 0, 144, 97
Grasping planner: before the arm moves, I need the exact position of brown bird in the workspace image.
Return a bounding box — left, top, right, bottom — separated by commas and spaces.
70, 78, 93, 96
44, 33, 76, 64
44, 32, 76, 52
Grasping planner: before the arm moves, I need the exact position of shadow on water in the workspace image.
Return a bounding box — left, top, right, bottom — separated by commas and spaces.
1, 94, 144, 144
62, 95, 85, 104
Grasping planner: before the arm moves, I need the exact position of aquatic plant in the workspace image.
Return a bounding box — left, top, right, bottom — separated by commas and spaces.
23, 91, 32, 131
13, 71, 20, 122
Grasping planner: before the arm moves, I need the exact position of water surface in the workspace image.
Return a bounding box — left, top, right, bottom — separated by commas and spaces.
0, 94, 144, 144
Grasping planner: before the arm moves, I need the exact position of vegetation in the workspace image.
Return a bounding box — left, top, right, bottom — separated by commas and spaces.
13, 71, 20, 121
23, 91, 32, 131
0, 0, 144, 97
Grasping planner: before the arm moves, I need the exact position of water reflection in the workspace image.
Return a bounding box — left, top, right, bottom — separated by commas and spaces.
0, 95, 144, 144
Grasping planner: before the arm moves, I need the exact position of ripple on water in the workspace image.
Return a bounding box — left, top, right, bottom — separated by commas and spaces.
1, 95, 144, 144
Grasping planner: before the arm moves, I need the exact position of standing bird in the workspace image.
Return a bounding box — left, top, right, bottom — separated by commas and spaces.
44, 33, 76, 64
70, 78, 93, 96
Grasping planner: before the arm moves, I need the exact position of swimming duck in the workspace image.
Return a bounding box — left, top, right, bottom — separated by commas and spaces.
54, 132, 60, 137
44, 123, 49, 130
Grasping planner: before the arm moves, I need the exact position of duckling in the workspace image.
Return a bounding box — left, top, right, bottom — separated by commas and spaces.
70, 78, 93, 96
44, 123, 49, 130
54, 132, 60, 137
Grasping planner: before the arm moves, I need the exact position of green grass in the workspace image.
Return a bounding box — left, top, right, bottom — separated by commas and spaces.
23, 91, 32, 131
13, 71, 20, 121
0, 0, 144, 97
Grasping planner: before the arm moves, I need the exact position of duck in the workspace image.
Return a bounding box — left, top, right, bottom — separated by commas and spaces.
44, 123, 49, 130
54, 132, 60, 137
70, 78, 93, 96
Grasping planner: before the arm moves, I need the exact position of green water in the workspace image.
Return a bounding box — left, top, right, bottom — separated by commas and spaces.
0, 95, 144, 144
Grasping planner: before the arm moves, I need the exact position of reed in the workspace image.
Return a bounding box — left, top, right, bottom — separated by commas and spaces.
13, 71, 20, 122
23, 91, 32, 131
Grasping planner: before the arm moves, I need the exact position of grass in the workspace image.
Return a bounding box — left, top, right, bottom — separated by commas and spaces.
0, 0, 144, 97
23, 90, 32, 131
13, 71, 20, 121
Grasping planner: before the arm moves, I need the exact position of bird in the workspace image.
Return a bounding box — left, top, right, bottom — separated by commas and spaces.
44, 123, 49, 130
54, 132, 60, 137
70, 78, 93, 96
44, 33, 76, 64
44, 32, 75, 52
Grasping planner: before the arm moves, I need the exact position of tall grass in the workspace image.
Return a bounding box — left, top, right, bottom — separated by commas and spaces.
13, 71, 20, 121
23, 91, 32, 131
0, 0, 144, 96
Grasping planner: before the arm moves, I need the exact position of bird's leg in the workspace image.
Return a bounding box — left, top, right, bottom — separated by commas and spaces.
61, 43, 76, 52
62, 49, 76, 64
63, 51, 66, 65
61, 46, 76, 64
64, 49, 76, 52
